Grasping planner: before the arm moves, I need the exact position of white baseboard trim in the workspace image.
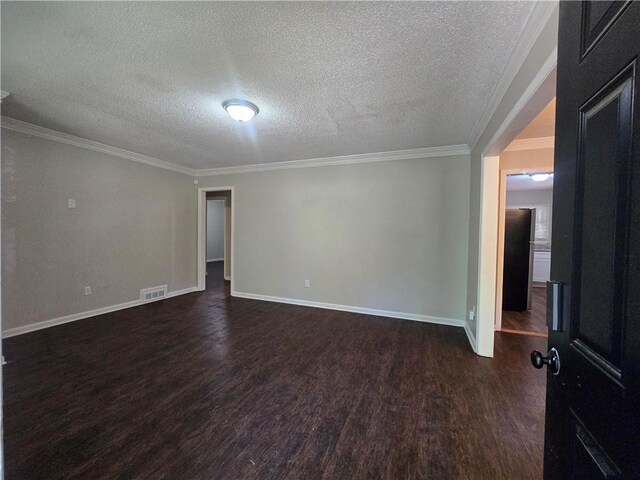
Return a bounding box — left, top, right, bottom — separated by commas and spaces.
231, 291, 464, 327
464, 321, 477, 353
166, 287, 198, 298
207, 258, 224, 262
224, 275, 231, 281
2, 286, 198, 338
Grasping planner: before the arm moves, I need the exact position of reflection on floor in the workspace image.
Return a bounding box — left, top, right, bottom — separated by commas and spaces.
502, 286, 548, 337
207, 260, 230, 297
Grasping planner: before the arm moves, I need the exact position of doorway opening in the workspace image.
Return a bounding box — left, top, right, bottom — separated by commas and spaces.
499, 171, 553, 337
206, 196, 228, 295
197, 187, 234, 297
495, 99, 555, 339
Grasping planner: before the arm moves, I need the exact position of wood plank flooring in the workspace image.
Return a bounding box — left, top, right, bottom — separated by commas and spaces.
501, 286, 548, 336
206, 260, 230, 297
3, 276, 546, 479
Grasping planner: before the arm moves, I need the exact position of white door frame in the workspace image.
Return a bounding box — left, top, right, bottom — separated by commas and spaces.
197, 187, 235, 293
476, 155, 501, 357
475, 49, 557, 357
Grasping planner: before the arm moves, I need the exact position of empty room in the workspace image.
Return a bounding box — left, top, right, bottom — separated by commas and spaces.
2, 1, 639, 479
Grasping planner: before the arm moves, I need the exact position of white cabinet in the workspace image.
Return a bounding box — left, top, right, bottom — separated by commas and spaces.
533, 251, 551, 283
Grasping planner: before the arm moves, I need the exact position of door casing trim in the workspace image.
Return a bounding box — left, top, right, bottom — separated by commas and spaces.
476, 49, 557, 357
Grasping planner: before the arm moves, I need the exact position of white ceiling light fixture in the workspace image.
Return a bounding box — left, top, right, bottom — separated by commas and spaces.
529, 173, 552, 182
222, 99, 259, 123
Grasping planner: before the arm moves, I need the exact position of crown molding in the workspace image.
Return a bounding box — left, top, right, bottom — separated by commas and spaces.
504, 136, 554, 152
467, 1, 558, 150
1, 116, 469, 177
195, 144, 470, 177
1, 116, 196, 176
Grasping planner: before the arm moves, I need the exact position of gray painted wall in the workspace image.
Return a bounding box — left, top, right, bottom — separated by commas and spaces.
2, 128, 470, 332
206, 200, 225, 261
1, 129, 197, 332
507, 187, 553, 206
198, 155, 470, 322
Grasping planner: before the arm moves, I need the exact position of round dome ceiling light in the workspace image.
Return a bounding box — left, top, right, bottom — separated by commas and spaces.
222, 99, 259, 123
529, 173, 552, 182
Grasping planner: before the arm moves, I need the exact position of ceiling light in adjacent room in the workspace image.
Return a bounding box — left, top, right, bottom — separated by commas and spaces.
222, 99, 259, 123
530, 173, 552, 182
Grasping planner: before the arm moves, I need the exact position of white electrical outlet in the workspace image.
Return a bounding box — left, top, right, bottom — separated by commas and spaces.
84, 286, 92, 295
469, 306, 476, 321
304, 280, 310, 288
68, 199, 76, 209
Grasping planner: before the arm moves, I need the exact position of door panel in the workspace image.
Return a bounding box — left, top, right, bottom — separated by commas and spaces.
572, 416, 621, 479
574, 63, 634, 367
580, 1, 632, 60
541, 2, 640, 479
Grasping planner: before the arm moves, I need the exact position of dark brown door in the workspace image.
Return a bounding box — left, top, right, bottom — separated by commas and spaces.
536, 2, 640, 478
503, 209, 534, 312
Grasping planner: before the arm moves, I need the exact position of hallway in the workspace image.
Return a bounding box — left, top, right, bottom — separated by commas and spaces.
206, 260, 230, 298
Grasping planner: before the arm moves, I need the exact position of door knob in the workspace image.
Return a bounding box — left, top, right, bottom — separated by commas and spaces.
531, 347, 560, 375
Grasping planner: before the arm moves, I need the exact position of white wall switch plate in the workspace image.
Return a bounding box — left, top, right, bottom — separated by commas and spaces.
68, 199, 76, 209
84, 286, 92, 295
304, 280, 310, 288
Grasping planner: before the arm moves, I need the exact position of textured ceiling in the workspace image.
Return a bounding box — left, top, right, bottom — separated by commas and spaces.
1, 1, 535, 170
515, 97, 556, 140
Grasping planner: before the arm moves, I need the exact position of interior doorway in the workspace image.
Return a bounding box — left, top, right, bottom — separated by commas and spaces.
494, 99, 555, 339
197, 187, 234, 296
499, 172, 553, 337
206, 197, 228, 294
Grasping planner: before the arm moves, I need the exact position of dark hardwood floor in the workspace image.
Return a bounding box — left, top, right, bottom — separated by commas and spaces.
206, 260, 230, 296
501, 286, 548, 336
3, 275, 546, 479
